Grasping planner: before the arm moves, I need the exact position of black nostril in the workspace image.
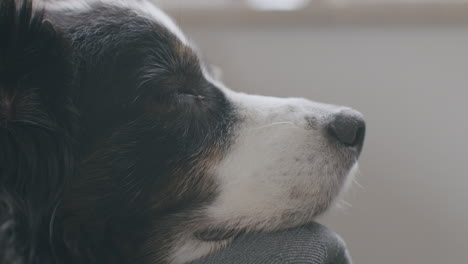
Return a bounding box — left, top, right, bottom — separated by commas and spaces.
328, 111, 366, 149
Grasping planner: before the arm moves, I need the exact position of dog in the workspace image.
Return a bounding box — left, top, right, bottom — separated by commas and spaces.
0, 0, 365, 263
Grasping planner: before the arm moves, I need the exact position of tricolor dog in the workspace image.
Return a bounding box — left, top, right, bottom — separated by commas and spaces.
0, 1, 365, 263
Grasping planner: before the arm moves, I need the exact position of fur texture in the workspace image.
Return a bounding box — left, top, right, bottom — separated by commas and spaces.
0, 1, 365, 263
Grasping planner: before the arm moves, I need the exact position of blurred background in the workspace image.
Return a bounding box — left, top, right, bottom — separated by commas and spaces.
153, 0, 468, 263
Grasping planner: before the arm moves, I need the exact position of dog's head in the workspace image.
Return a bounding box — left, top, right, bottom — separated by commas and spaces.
39, 0, 365, 263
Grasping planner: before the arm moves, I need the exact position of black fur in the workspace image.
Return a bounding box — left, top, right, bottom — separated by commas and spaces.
0, 0, 76, 263
0, 1, 235, 263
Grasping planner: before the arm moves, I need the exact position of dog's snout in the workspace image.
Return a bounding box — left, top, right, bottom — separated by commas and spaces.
327, 110, 365, 150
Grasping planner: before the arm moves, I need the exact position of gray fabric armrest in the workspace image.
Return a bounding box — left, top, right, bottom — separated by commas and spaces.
193, 222, 351, 264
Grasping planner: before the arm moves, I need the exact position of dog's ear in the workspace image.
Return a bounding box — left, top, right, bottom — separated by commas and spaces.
0, 0, 76, 202
0, 0, 76, 263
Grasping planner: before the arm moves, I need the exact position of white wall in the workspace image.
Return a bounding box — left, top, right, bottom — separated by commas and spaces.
179, 21, 468, 264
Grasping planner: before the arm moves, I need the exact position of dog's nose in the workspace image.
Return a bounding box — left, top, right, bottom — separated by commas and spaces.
327, 110, 365, 150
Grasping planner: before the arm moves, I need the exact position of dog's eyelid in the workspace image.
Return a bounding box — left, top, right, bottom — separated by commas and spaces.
178, 93, 205, 101
178, 87, 204, 99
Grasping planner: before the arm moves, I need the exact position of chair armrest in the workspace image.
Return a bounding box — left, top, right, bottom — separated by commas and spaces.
193, 222, 352, 264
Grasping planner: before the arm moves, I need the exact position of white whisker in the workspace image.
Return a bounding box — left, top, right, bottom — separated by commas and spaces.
352, 177, 364, 189
250, 121, 294, 131
335, 199, 353, 211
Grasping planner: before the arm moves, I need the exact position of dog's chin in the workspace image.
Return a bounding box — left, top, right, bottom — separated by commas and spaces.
195, 161, 359, 245
281, 161, 360, 226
